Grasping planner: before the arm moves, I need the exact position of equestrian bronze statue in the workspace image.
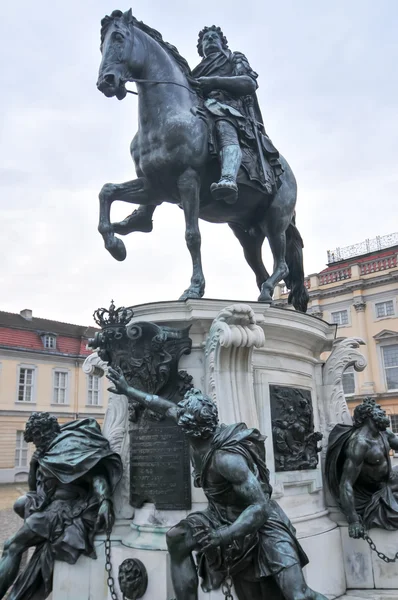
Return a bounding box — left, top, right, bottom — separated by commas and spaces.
97, 10, 309, 312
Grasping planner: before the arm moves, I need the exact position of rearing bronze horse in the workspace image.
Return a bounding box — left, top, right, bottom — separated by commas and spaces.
96, 9, 309, 312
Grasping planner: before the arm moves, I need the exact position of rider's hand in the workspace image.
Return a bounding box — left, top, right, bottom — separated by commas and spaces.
348, 522, 365, 539
196, 76, 218, 94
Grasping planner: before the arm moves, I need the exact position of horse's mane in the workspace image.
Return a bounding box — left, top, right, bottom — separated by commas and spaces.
101, 10, 193, 78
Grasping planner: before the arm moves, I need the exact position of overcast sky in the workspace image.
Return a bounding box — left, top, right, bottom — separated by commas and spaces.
1, 1, 397, 325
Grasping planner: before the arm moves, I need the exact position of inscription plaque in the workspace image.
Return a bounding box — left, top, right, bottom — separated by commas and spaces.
270, 385, 322, 472
130, 422, 191, 509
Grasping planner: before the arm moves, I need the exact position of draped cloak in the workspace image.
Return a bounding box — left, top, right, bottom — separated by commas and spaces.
325, 424, 398, 530
10, 419, 123, 600
191, 50, 283, 193
183, 423, 308, 592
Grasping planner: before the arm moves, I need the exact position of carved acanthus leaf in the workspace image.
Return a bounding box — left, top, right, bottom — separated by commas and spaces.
82, 352, 108, 377
322, 337, 367, 431
102, 394, 128, 453
204, 304, 264, 428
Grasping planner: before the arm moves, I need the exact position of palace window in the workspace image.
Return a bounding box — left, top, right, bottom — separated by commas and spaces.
342, 366, 355, 396
382, 344, 398, 391
375, 300, 395, 319
17, 367, 35, 402
53, 371, 68, 404
331, 309, 349, 326
87, 375, 100, 406
15, 431, 28, 467
390, 414, 398, 434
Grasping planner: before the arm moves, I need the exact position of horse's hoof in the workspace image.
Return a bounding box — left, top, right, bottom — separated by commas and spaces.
105, 237, 127, 261
179, 288, 204, 301
258, 289, 273, 304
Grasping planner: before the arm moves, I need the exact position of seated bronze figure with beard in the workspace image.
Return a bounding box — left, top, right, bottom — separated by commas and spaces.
326, 397, 398, 538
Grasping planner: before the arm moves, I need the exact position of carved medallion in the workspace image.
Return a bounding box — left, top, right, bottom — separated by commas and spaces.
118, 558, 148, 600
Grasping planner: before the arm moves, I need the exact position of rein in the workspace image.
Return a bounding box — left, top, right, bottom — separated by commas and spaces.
126, 77, 197, 96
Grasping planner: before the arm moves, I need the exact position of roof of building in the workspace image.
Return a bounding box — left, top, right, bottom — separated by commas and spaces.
0, 310, 99, 357
321, 245, 398, 273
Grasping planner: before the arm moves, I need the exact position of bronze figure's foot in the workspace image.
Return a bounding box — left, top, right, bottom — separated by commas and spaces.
113, 209, 153, 235
210, 178, 238, 204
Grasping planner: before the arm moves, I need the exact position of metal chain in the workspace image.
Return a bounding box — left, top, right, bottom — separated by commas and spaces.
221, 573, 234, 600
221, 546, 235, 600
105, 532, 124, 600
362, 533, 398, 563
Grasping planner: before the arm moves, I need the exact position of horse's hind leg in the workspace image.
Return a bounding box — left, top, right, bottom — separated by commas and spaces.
258, 210, 291, 303
229, 224, 269, 291
98, 177, 150, 261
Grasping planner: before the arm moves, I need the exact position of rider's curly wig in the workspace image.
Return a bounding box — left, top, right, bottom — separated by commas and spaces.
197, 25, 229, 57
352, 397, 389, 428
24, 412, 60, 443
176, 389, 218, 437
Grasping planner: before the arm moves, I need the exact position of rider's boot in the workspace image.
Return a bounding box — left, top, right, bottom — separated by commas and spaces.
210, 144, 242, 205
113, 204, 156, 234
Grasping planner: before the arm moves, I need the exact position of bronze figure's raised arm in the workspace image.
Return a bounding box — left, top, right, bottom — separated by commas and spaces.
96, 11, 309, 312
107, 368, 327, 600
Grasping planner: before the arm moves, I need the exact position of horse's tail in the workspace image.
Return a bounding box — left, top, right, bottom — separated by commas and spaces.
284, 219, 309, 313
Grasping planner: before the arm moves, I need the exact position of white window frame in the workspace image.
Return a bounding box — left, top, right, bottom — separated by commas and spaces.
16, 364, 37, 404
374, 298, 396, 320
87, 374, 101, 406
342, 365, 355, 397
330, 309, 350, 327
52, 369, 70, 405
389, 414, 398, 435
381, 343, 398, 392
15, 430, 28, 467
43, 334, 57, 349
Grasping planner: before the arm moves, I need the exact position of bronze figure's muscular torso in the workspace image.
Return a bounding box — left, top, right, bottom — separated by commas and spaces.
326, 397, 398, 538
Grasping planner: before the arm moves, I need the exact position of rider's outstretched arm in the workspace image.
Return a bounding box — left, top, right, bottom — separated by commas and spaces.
107, 367, 178, 420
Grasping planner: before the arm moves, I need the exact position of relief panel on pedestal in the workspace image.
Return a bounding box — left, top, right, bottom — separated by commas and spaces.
270, 385, 322, 472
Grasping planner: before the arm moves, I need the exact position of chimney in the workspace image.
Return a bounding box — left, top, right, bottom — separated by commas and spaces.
20, 309, 33, 321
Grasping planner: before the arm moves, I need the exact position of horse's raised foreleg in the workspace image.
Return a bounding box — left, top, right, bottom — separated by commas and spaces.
177, 168, 205, 300
98, 178, 151, 261
229, 224, 269, 291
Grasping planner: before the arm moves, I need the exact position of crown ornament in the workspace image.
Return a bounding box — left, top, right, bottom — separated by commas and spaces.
93, 300, 134, 329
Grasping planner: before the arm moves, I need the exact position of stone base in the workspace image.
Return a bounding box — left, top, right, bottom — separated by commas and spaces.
339, 592, 398, 599
340, 526, 398, 589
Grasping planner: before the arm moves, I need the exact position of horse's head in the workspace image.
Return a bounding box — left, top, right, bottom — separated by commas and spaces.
97, 9, 140, 100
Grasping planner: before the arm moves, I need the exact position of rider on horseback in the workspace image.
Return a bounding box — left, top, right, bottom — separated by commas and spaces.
193, 25, 282, 204
120, 25, 282, 233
